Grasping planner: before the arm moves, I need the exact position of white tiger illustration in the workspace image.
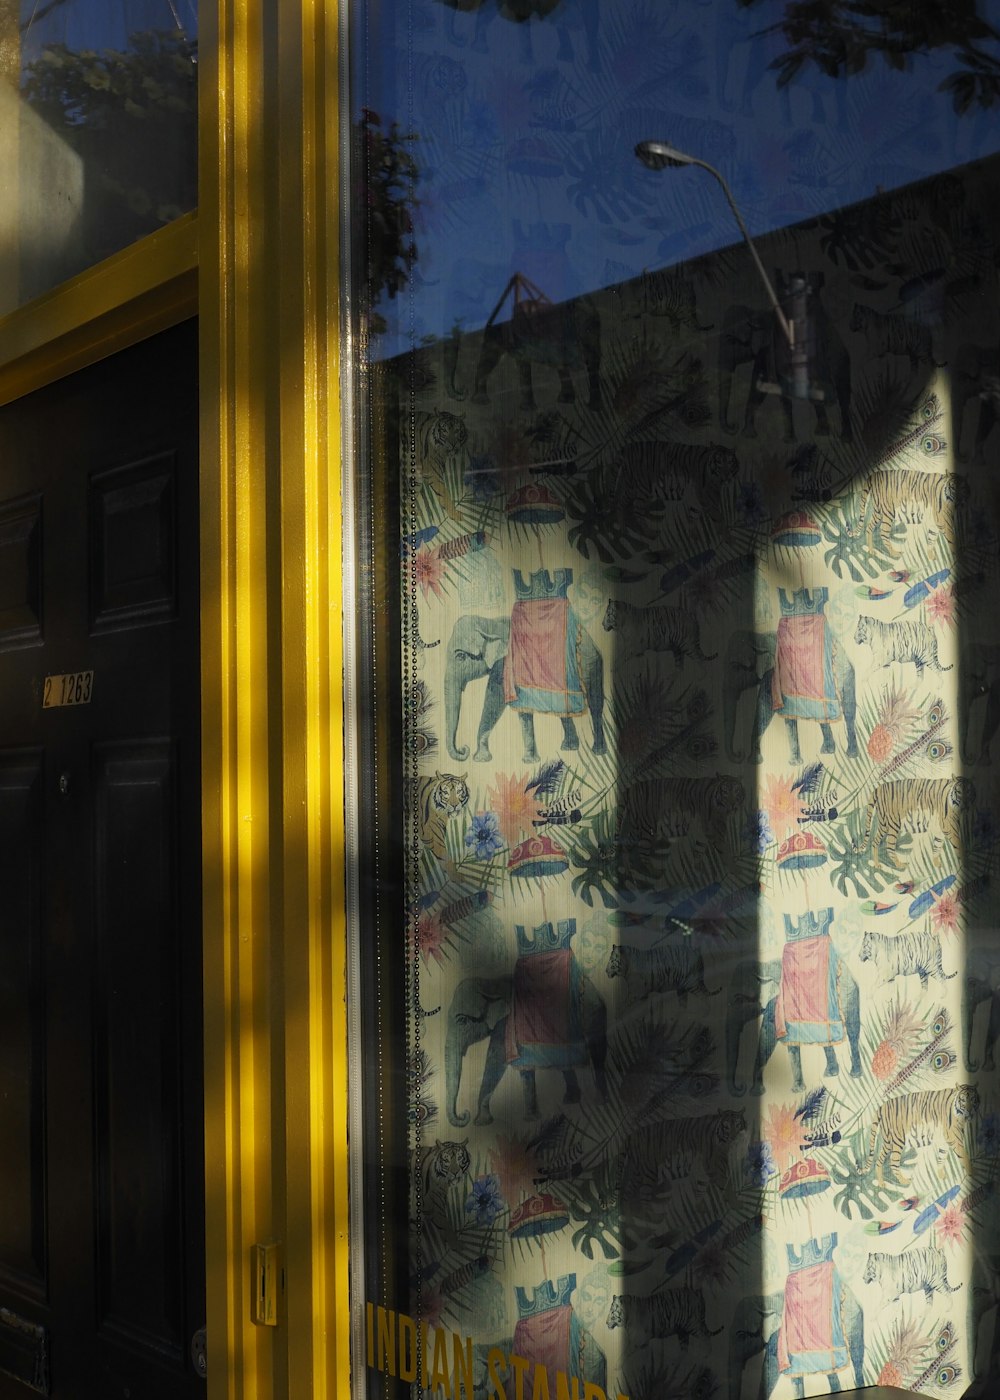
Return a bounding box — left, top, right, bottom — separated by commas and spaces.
848, 469, 966, 556
616, 774, 745, 853
606, 938, 720, 1004
855, 614, 952, 677
860, 927, 955, 988
618, 1107, 746, 1199
850, 303, 935, 368
607, 1288, 721, 1348
854, 776, 972, 871
864, 1246, 961, 1304
606, 442, 737, 514
603, 598, 717, 667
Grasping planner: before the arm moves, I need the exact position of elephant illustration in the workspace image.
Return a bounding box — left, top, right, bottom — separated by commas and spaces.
727, 1291, 783, 1400
970, 1248, 1000, 1384
720, 273, 852, 443
760, 1270, 864, 1399
444, 595, 607, 764
473, 278, 601, 412
964, 944, 1000, 1071
446, 931, 608, 1127
730, 915, 862, 1095
963, 641, 1000, 765
723, 619, 859, 766
725, 957, 781, 1096
952, 341, 1000, 462
718, 301, 772, 434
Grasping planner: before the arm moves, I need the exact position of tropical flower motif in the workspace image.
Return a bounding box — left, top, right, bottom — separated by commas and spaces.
465, 454, 501, 502
761, 774, 806, 840
930, 890, 960, 936
978, 1113, 1000, 1157
744, 1140, 776, 1187
972, 808, 996, 849
925, 585, 954, 626
465, 1174, 505, 1227
735, 479, 766, 525
936, 1203, 964, 1248
487, 772, 536, 847
747, 810, 775, 855
413, 545, 445, 600
414, 909, 448, 968
465, 810, 504, 861
487, 1137, 538, 1219
764, 1101, 802, 1172
418, 1287, 445, 1329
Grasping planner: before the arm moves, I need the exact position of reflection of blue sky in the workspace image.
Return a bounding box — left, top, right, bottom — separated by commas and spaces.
20, 0, 197, 65
355, 0, 1000, 356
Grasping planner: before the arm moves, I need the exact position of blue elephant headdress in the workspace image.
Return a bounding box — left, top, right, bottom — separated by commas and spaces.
513, 568, 573, 601
787, 1234, 838, 1271
783, 908, 834, 942
778, 586, 829, 617
516, 1274, 576, 1318
516, 919, 576, 955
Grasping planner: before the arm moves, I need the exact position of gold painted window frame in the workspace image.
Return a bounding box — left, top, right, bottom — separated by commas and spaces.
0, 0, 353, 1395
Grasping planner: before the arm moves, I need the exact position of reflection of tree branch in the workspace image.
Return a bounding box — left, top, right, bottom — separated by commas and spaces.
20, 0, 73, 34
739, 0, 1000, 111
433, 0, 563, 19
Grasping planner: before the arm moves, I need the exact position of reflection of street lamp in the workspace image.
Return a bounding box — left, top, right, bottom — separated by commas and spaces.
636, 139, 818, 403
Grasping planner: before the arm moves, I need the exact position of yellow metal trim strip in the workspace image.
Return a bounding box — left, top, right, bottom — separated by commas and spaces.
0, 212, 197, 407
200, 0, 349, 1391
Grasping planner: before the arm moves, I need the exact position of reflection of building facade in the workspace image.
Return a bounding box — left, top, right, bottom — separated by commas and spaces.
367, 152, 1000, 1400
0, 3, 999, 1399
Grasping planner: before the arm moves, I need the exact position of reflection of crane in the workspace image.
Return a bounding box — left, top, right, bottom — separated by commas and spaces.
476, 271, 602, 411
484, 272, 553, 330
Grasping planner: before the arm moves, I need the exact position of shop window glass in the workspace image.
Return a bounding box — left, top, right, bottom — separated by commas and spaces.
0, 0, 196, 315
343, 4, 1000, 1398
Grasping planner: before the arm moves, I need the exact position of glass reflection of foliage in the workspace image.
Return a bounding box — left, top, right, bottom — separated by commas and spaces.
434, 0, 562, 20
741, 0, 1000, 112
22, 30, 196, 259
357, 108, 419, 336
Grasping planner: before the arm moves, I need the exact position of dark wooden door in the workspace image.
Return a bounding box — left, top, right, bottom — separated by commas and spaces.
0, 322, 204, 1400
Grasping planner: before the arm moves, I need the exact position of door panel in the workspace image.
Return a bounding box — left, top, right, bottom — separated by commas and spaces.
0, 751, 46, 1298
0, 322, 203, 1400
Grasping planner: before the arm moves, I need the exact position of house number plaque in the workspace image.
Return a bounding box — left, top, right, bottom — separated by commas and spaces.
43, 671, 94, 708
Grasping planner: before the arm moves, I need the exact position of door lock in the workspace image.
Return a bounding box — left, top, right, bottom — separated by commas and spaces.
57, 773, 70, 796
191, 1327, 207, 1379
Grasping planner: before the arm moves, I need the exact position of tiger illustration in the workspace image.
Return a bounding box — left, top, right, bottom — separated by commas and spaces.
850, 303, 935, 368
606, 442, 737, 515
854, 776, 972, 871
848, 469, 966, 557
864, 1245, 961, 1304
857, 1084, 979, 1187
401, 410, 469, 519
616, 774, 745, 854
640, 267, 713, 330
606, 938, 720, 1004
855, 614, 952, 677
412, 1138, 470, 1228
603, 598, 717, 667
860, 927, 955, 989
618, 1107, 746, 1199
413, 771, 470, 863
606, 1288, 721, 1348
